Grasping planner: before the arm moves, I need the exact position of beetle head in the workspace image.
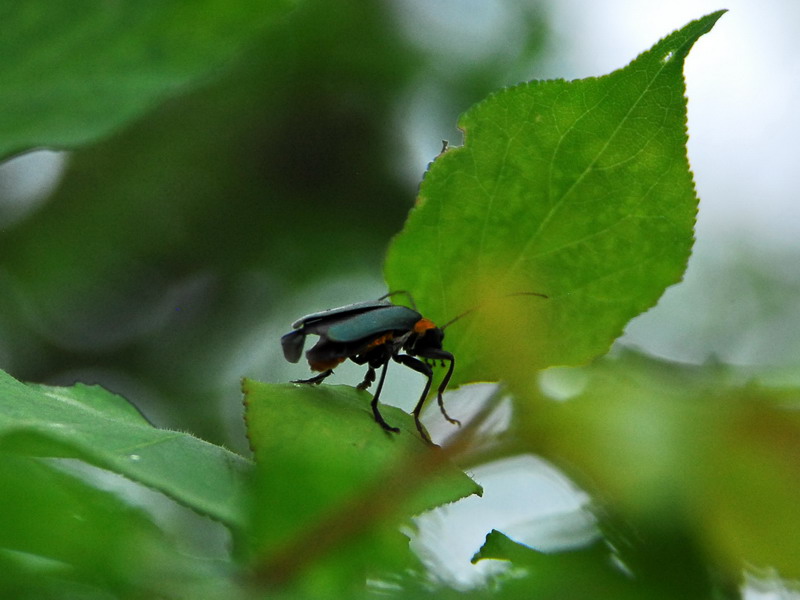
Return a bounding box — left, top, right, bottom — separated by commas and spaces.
408, 325, 444, 354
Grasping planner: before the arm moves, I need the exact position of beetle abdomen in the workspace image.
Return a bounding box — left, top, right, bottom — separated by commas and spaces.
281, 330, 306, 363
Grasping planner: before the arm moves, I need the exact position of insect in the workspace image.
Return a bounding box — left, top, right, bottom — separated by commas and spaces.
281, 291, 546, 443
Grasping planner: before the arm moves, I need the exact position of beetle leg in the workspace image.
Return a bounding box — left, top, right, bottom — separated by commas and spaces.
435, 354, 460, 427
392, 354, 435, 443
401, 350, 461, 429
357, 366, 376, 390
292, 369, 333, 385
370, 362, 399, 434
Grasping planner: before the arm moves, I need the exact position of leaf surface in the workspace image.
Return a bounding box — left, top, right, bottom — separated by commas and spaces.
0, 369, 250, 527
243, 380, 481, 582
385, 12, 725, 385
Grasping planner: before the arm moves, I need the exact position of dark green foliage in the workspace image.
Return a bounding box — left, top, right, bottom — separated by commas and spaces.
3, 6, 797, 600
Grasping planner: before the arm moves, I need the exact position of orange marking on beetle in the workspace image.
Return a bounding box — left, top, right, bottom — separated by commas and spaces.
309, 357, 346, 372
413, 318, 437, 334
366, 332, 394, 349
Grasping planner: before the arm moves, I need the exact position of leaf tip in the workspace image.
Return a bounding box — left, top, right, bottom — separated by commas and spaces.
637, 9, 727, 70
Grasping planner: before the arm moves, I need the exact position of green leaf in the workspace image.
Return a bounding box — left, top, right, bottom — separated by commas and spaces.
384, 12, 725, 385
471, 528, 543, 565
0, 0, 293, 160
242, 380, 481, 585
0, 369, 250, 527
472, 530, 647, 599
698, 396, 800, 580
529, 351, 800, 581
0, 452, 200, 595
471, 527, 730, 600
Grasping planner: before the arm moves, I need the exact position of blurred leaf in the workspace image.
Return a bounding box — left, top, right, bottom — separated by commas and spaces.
0, 0, 294, 160
242, 380, 481, 587
470, 528, 723, 600
697, 394, 800, 580
528, 350, 800, 583
472, 528, 540, 564
0, 1, 419, 441
0, 369, 250, 527
0, 452, 210, 597
533, 352, 714, 519
384, 12, 725, 386
472, 530, 642, 599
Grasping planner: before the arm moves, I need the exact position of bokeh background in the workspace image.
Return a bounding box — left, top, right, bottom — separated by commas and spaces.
1, 0, 798, 592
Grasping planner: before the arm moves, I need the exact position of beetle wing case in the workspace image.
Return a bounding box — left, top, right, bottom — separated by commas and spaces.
325, 305, 421, 343
291, 299, 393, 329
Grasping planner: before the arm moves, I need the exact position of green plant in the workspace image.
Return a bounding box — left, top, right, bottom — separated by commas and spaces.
2, 6, 799, 599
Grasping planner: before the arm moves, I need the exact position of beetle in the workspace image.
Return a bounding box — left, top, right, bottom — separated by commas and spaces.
281, 290, 546, 443
281, 292, 459, 443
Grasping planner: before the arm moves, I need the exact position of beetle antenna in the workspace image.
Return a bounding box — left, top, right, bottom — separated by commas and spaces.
440, 291, 548, 330
378, 290, 417, 310
440, 308, 476, 330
